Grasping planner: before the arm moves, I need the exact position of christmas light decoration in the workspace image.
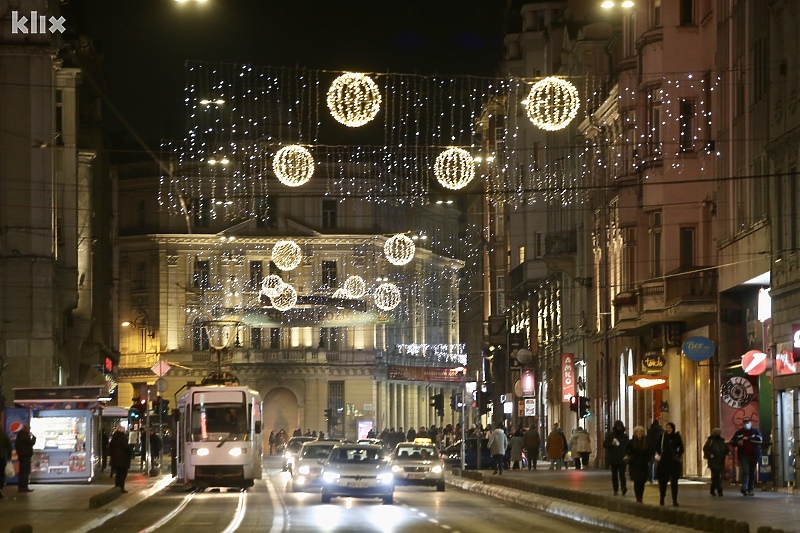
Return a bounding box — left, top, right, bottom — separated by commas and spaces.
271, 283, 298, 311
374, 282, 401, 311
332, 288, 349, 299
525, 76, 580, 131
260, 274, 284, 297
271, 240, 302, 271
384, 234, 415, 266
343, 275, 366, 299
273, 145, 315, 187
433, 147, 475, 190
327, 73, 382, 127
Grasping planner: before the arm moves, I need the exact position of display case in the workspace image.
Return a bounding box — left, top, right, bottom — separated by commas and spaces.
29, 410, 94, 482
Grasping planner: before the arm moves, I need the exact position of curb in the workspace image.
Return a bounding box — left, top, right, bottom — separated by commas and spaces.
88, 487, 123, 509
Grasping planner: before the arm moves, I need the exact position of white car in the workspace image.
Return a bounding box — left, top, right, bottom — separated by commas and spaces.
320, 444, 394, 504
389, 440, 445, 491
290, 441, 337, 492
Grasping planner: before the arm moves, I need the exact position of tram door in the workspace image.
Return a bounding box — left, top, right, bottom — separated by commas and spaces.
777, 388, 798, 487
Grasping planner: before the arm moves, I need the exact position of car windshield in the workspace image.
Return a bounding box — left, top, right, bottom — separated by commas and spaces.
301, 445, 335, 460
395, 445, 437, 460
288, 439, 313, 453
329, 447, 384, 464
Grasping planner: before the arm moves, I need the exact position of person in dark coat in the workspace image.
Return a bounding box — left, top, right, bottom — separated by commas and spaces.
0, 429, 12, 499
15, 423, 36, 493
656, 422, 684, 506
703, 427, 729, 496
603, 420, 629, 495
625, 425, 651, 503
646, 420, 664, 483
109, 426, 133, 493
149, 430, 163, 466
730, 416, 763, 496
523, 423, 541, 470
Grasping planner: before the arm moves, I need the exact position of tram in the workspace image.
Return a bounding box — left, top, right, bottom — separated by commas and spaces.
176, 385, 263, 489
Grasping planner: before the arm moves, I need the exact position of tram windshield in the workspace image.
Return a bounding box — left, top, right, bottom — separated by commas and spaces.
190, 402, 248, 442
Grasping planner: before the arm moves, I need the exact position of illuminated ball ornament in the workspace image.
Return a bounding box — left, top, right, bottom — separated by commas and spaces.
271, 283, 298, 312
525, 77, 580, 131
271, 240, 302, 271
384, 234, 415, 266
434, 147, 475, 190
260, 274, 284, 297
327, 73, 382, 127
332, 288, 349, 299
272, 145, 315, 187
374, 282, 401, 311
343, 275, 367, 299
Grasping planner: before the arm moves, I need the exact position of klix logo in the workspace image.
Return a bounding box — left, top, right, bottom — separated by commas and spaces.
11, 11, 66, 34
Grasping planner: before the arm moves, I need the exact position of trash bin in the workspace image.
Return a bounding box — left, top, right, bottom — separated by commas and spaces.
758, 454, 773, 483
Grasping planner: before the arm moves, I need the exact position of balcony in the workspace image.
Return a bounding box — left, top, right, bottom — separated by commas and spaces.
613, 267, 718, 333
507, 259, 548, 300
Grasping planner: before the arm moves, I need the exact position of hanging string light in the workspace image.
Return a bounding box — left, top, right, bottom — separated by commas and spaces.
374, 282, 401, 311
384, 234, 415, 266
271, 283, 298, 311
434, 147, 475, 190
525, 76, 580, 131
327, 72, 382, 127
273, 145, 315, 187
260, 274, 284, 297
343, 275, 366, 299
271, 240, 303, 271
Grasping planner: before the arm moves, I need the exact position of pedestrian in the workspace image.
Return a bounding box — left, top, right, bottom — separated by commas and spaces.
509, 428, 525, 470
703, 427, 729, 496
730, 416, 762, 496
546, 425, 566, 470
656, 421, 684, 506
149, 430, 163, 467
0, 429, 12, 499
646, 420, 664, 484
268, 430, 276, 455
603, 420, 629, 495
570, 426, 592, 469
625, 425, 651, 503
109, 426, 133, 493
15, 423, 36, 493
101, 428, 109, 472
487, 425, 508, 475
523, 423, 541, 470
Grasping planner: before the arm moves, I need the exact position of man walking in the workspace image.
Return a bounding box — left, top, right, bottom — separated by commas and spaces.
646, 420, 664, 483
523, 423, 541, 470
487, 425, 508, 475
15, 423, 36, 493
730, 416, 763, 496
109, 426, 133, 493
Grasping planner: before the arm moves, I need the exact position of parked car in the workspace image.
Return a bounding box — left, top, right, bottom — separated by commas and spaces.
441, 437, 527, 470
320, 443, 394, 504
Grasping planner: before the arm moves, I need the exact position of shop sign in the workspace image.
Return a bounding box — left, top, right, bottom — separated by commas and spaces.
793, 324, 800, 362
741, 350, 768, 376
627, 375, 669, 390
776, 350, 797, 375
562, 353, 575, 401
682, 336, 715, 362
641, 352, 666, 374
524, 398, 536, 417
521, 368, 535, 397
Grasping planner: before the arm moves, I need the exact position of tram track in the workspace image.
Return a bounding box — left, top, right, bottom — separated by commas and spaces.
135, 487, 248, 533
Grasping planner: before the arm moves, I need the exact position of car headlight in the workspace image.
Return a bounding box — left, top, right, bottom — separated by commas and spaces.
376, 473, 394, 484
322, 472, 340, 483
431, 465, 443, 474
193, 448, 209, 456
391, 465, 403, 473
298, 465, 310, 475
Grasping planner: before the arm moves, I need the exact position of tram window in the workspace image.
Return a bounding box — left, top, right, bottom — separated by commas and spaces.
191, 403, 248, 440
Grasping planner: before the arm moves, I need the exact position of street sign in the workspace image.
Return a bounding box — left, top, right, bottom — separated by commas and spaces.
151, 360, 171, 377
155, 377, 169, 393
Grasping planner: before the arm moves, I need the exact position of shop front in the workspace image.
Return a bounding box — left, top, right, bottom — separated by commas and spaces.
773, 323, 800, 487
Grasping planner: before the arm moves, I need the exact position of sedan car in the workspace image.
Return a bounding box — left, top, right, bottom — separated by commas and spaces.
282, 436, 316, 471
390, 441, 445, 491
290, 440, 338, 492
320, 444, 394, 504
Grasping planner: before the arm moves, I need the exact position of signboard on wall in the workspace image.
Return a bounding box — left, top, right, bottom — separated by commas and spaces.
562, 353, 575, 401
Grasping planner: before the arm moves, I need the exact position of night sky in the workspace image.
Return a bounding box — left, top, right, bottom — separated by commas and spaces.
68, 0, 507, 148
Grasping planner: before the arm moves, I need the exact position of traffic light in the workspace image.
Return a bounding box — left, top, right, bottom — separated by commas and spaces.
478, 387, 491, 415
579, 397, 591, 418
129, 396, 146, 419
153, 397, 170, 417
450, 394, 462, 411
431, 393, 444, 417
324, 408, 333, 421
569, 395, 578, 412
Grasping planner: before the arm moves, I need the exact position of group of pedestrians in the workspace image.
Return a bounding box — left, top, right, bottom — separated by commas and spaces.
602, 416, 763, 506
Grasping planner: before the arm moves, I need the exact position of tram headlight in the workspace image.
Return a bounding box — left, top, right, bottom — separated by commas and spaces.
193, 448, 210, 456
228, 448, 242, 457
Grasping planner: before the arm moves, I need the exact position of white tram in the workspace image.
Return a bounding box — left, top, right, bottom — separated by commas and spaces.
176, 385, 263, 489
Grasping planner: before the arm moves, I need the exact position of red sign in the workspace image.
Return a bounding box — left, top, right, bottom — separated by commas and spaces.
741, 350, 768, 376
562, 353, 575, 401
522, 369, 535, 397
627, 375, 669, 390
793, 324, 800, 364
777, 350, 797, 375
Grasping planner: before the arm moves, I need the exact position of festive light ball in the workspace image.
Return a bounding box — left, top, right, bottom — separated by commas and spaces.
271, 283, 298, 311
260, 274, 284, 297
525, 77, 580, 131
332, 288, 349, 299
327, 73, 382, 127
433, 147, 475, 190
272, 145, 315, 187
271, 240, 302, 271
343, 275, 367, 299
374, 282, 401, 311
384, 234, 415, 266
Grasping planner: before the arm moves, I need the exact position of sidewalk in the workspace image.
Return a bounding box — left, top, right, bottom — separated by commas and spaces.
452, 461, 800, 533
0, 463, 172, 533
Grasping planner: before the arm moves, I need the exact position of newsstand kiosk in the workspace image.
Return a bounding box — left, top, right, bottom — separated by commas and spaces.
4, 386, 108, 484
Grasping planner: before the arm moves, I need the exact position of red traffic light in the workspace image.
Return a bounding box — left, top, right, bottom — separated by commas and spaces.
569, 395, 578, 412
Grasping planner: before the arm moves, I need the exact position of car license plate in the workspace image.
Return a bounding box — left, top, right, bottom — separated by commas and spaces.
407, 473, 425, 479
348, 481, 368, 488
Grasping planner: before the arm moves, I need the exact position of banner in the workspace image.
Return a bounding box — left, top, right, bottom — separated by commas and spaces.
387, 365, 466, 383
562, 353, 575, 401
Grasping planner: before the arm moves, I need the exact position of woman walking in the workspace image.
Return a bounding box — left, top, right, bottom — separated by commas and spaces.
656, 422, 684, 506
626, 425, 651, 503
509, 428, 525, 470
